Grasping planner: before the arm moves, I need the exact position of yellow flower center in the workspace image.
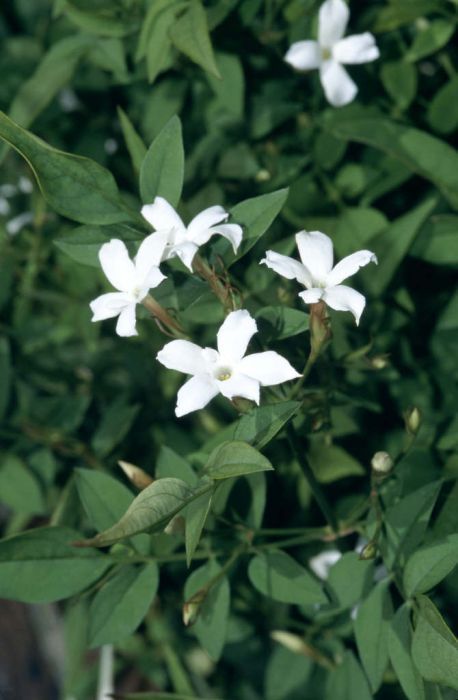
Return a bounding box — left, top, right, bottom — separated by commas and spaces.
216, 368, 232, 382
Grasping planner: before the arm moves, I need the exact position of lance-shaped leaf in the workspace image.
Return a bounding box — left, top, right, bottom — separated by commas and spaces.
169, 1, 221, 79
140, 115, 184, 208
403, 534, 458, 597
0, 112, 132, 225
76, 477, 213, 548
412, 594, 458, 690
185, 488, 215, 566
248, 551, 328, 606
203, 440, 274, 480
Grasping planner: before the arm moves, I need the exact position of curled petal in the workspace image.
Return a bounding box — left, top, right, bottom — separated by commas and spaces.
193, 223, 243, 252
295, 231, 333, 282
99, 239, 136, 292
320, 60, 357, 106
260, 250, 312, 287
187, 205, 228, 240
238, 351, 301, 386
176, 375, 219, 417
322, 284, 366, 325
333, 33, 379, 65
217, 372, 260, 404
115, 303, 138, 337
171, 241, 199, 271
319, 0, 349, 47
157, 339, 208, 375
298, 288, 324, 305
90, 292, 132, 321
284, 41, 321, 70
327, 250, 377, 286
141, 197, 185, 232
217, 309, 258, 363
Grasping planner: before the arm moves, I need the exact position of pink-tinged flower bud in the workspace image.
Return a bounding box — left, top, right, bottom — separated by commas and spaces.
371, 451, 393, 475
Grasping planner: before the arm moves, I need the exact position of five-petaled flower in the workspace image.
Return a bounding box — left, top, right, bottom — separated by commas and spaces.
157, 309, 301, 417
261, 231, 377, 325
284, 0, 379, 106
141, 196, 243, 272
90, 235, 167, 337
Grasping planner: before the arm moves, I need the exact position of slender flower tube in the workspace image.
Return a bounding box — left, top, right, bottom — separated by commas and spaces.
90, 234, 168, 337
157, 309, 301, 416
141, 196, 243, 272
261, 230, 377, 325
284, 0, 379, 106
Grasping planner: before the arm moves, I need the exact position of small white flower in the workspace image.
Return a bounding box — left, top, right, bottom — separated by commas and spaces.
261, 230, 377, 325
309, 549, 342, 580
157, 309, 301, 417
141, 196, 243, 272
284, 0, 379, 107
90, 235, 167, 337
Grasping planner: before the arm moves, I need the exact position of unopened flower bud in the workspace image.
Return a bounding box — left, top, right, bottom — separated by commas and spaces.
164, 515, 185, 536
255, 168, 271, 182
270, 630, 305, 654
359, 541, 377, 560
370, 355, 389, 370
183, 588, 207, 626
371, 451, 393, 475
118, 460, 153, 490
405, 407, 421, 435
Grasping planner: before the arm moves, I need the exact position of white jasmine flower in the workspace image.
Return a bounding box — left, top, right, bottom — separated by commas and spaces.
284, 0, 379, 106
6, 212, 34, 236
141, 196, 243, 272
90, 235, 167, 337
157, 309, 301, 417
309, 549, 342, 580
261, 231, 377, 325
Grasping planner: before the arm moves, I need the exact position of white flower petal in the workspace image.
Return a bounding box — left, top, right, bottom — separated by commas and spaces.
115, 303, 138, 337
295, 231, 334, 283
320, 60, 357, 106
217, 309, 258, 363
193, 223, 243, 253
135, 232, 169, 283
327, 250, 377, 286
217, 372, 260, 404
322, 284, 366, 325
175, 375, 219, 417
309, 550, 342, 580
99, 239, 136, 292
142, 267, 167, 291
141, 197, 185, 232
333, 33, 379, 65
157, 339, 208, 375
238, 351, 301, 386
187, 205, 228, 240
284, 41, 321, 70
318, 0, 349, 47
260, 250, 312, 287
298, 288, 324, 305
90, 292, 132, 321
170, 241, 199, 271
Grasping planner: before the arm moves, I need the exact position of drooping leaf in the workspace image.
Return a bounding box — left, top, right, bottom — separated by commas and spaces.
0, 527, 109, 603
139, 115, 184, 207
412, 595, 458, 690
248, 551, 328, 606
203, 440, 274, 480
0, 112, 132, 224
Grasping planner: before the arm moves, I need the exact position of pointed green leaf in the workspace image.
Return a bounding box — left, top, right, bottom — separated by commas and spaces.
204, 440, 273, 480
185, 488, 214, 566
325, 651, 372, 700
169, 1, 221, 78
248, 551, 328, 606
404, 535, 458, 597
354, 579, 393, 692
412, 595, 458, 690
54, 223, 142, 267
117, 107, 147, 174
140, 115, 184, 207
388, 604, 426, 700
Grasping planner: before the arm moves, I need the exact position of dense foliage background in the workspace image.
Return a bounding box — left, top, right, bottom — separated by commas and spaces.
0, 0, 457, 698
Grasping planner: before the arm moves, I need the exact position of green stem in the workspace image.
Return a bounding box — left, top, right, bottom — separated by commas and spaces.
289, 350, 318, 399
287, 424, 338, 533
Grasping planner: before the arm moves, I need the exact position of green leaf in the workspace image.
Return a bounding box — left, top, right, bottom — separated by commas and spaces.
89, 562, 159, 647
156, 445, 198, 485
0, 337, 11, 422
373, 1, 441, 33
204, 440, 274, 480
80, 478, 213, 547
412, 595, 458, 690
117, 107, 147, 174
403, 535, 458, 597
212, 188, 289, 266
0, 112, 131, 224
91, 398, 140, 457
353, 579, 393, 692
428, 75, 458, 135
54, 223, 142, 267
326, 552, 374, 611
411, 214, 458, 265
248, 551, 328, 606
255, 306, 309, 341
362, 196, 437, 295
307, 441, 365, 483
384, 481, 443, 568
185, 488, 214, 566
63, 1, 139, 37
144, 6, 179, 83
406, 20, 455, 62
325, 651, 372, 700
265, 644, 313, 700
140, 115, 184, 207
0, 526, 109, 603
184, 559, 230, 661
388, 604, 426, 700
234, 401, 301, 450
169, 1, 221, 79
75, 468, 135, 534
324, 115, 458, 210
380, 61, 417, 110
0, 454, 45, 515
